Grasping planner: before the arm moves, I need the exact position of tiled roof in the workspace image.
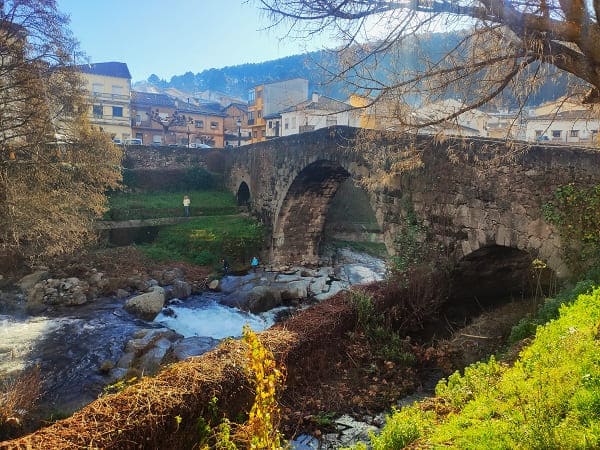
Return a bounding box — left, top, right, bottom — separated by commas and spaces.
78, 62, 131, 79
177, 101, 226, 117
282, 95, 350, 114
222, 102, 248, 112
530, 110, 598, 121
131, 91, 176, 108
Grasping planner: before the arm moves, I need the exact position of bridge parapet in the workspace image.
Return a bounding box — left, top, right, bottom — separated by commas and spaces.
226, 126, 600, 277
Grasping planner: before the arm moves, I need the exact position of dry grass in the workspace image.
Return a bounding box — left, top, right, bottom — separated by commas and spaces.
0, 366, 42, 441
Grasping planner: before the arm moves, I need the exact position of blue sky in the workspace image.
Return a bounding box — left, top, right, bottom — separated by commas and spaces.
57, 0, 327, 82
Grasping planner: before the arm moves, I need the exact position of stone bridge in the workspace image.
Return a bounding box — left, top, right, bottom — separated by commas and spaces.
226, 126, 600, 282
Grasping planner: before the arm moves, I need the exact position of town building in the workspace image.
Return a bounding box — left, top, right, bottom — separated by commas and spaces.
525, 109, 599, 144
222, 102, 251, 147
131, 91, 225, 147
77, 62, 132, 142
280, 93, 359, 136
247, 78, 309, 143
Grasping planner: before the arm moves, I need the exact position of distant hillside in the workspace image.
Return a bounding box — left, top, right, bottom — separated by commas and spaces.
135, 32, 569, 107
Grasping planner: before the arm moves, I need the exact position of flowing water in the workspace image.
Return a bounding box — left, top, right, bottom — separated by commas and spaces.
0, 248, 386, 423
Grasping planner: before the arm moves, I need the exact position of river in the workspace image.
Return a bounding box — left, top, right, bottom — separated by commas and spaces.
0, 247, 386, 423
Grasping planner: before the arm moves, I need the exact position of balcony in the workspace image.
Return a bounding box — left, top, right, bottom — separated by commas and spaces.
91, 92, 130, 102
247, 118, 255, 125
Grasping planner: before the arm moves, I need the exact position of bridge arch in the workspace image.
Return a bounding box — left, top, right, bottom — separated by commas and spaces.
271, 159, 351, 265
236, 181, 251, 206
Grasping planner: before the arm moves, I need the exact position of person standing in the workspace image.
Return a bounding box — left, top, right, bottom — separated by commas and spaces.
183, 195, 190, 217
251, 256, 259, 272
222, 258, 230, 274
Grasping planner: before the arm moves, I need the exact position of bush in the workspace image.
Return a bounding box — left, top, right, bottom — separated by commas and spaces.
364, 285, 600, 449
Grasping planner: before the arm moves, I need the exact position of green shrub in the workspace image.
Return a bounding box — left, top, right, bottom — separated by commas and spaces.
368, 285, 600, 449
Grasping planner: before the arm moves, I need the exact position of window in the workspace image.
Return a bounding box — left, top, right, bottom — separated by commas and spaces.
535, 130, 543, 137
248, 89, 255, 104
258, 111, 262, 119
152, 135, 162, 144
552, 130, 562, 138
112, 106, 123, 117
92, 83, 103, 94
284, 118, 289, 130
570, 130, 579, 137
210, 121, 218, 129
111, 85, 123, 97
135, 133, 143, 140
253, 131, 257, 138
256, 90, 262, 98
92, 105, 103, 118
195, 120, 204, 128
268, 121, 272, 129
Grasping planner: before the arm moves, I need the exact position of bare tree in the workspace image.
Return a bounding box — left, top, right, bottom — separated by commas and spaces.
259, 0, 600, 129
0, 0, 122, 269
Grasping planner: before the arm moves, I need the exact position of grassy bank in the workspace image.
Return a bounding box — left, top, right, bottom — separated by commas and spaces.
350, 282, 600, 449
138, 216, 264, 268
105, 190, 238, 220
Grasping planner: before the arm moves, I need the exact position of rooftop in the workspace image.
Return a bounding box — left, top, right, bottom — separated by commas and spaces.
78, 62, 132, 79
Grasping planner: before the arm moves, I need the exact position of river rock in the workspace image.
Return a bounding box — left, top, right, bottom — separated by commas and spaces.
154, 268, 184, 285
171, 280, 191, 299
124, 286, 166, 321
309, 277, 328, 295
281, 280, 308, 301
115, 289, 130, 299
207, 279, 220, 291
166, 336, 220, 361
18, 270, 49, 294
247, 285, 282, 313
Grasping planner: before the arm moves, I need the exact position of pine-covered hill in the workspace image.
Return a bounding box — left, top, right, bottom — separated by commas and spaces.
139, 32, 569, 106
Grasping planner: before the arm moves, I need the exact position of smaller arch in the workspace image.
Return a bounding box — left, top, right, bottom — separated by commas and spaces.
236, 181, 251, 206
448, 245, 556, 314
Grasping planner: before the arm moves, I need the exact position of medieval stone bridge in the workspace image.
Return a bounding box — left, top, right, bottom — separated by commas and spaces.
226, 126, 600, 283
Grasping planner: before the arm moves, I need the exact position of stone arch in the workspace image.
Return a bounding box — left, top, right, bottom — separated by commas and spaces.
236, 181, 251, 206
271, 160, 351, 265
448, 244, 556, 315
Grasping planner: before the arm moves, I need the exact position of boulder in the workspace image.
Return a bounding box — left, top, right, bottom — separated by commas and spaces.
172, 280, 191, 299
124, 286, 166, 321
247, 285, 282, 313
207, 279, 220, 291
115, 289, 130, 299
165, 336, 219, 362
309, 277, 328, 295
18, 271, 49, 294
156, 268, 184, 285
280, 280, 308, 301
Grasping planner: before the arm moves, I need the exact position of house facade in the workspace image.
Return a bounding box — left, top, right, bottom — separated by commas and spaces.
525, 110, 599, 144
78, 62, 132, 142
131, 91, 225, 147
248, 78, 308, 143
280, 93, 359, 136
223, 102, 251, 146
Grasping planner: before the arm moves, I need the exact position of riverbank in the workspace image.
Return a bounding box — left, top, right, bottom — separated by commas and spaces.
0, 244, 536, 447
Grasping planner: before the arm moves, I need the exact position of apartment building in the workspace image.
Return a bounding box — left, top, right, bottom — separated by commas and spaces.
78, 62, 132, 142
280, 93, 359, 136
247, 78, 308, 143
131, 91, 225, 147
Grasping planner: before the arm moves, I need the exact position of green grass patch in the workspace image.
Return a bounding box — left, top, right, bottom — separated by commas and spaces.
105, 190, 238, 220
138, 216, 264, 267
349, 285, 600, 449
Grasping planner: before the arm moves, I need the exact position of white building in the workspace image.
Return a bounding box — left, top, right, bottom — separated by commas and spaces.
525, 110, 599, 144
280, 93, 359, 137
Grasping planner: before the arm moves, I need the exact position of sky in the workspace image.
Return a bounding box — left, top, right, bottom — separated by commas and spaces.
56, 0, 329, 83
